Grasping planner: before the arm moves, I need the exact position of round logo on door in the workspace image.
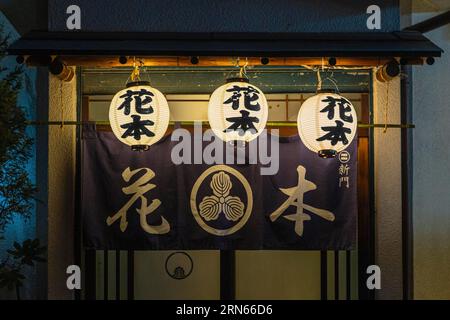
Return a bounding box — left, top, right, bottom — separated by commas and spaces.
165, 252, 194, 280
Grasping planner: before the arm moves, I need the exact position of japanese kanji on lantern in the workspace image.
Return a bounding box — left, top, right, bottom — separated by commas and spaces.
109, 80, 170, 151
208, 78, 268, 142
297, 91, 357, 158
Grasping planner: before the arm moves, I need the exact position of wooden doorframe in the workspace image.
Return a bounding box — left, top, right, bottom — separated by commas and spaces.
357, 90, 376, 300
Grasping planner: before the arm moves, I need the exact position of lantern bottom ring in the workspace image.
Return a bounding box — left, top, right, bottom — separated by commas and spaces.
131, 145, 150, 152
318, 149, 337, 159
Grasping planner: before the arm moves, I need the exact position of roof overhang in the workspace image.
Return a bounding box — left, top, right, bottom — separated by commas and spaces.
9, 31, 443, 57
7, 31, 443, 67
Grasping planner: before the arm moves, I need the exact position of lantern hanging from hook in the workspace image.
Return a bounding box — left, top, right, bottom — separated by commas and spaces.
109, 56, 170, 151
208, 57, 268, 143
298, 67, 357, 158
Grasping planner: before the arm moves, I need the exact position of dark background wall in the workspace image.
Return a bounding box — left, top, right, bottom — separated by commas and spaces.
48, 0, 400, 32
0, 0, 47, 34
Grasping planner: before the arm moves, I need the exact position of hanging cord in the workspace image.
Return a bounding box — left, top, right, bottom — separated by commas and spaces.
131, 57, 141, 82
316, 58, 325, 91
316, 69, 322, 91
125, 57, 142, 86
383, 81, 390, 133
225, 57, 250, 80
316, 68, 340, 93
239, 58, 249, 79
60, 80, 64, 129
225, 57, 241, 79
140, 59, 152, 84
324, 70, 340, 94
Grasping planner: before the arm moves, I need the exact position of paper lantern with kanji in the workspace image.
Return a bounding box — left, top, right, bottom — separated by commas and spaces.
208, 78, 268, 142
109, 81, 170, 151
297, 91, 357, 158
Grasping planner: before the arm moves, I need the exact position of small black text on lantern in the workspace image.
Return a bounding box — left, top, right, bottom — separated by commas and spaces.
118, 89, 155, 140
224, 85, 261, 134
317, 96, 354, 146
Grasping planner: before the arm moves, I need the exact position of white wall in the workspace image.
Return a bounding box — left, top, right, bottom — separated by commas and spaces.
412, 12, 450, 300
373, 75, 403, 299
47, 72, 77, 299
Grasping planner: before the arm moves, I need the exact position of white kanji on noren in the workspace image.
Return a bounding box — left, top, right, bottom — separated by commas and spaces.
270, 165, 335, 236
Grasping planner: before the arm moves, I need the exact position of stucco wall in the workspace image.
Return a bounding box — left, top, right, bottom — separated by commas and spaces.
373, 75, 403, 299
412, 12, 450, 300
47, 72, 77, 300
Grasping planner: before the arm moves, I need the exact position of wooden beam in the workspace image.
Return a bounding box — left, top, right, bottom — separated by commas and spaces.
28, 56, 423, 68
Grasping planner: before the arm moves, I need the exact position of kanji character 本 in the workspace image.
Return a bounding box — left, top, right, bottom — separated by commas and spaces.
121, 115, 155, 140
224, 110, 259, 135
224, 85, 261, 111
106, 167, 170, 234
317, 120, 352, 146
320, 96, 354, 123
118, 89, 154, 115
270, 165, 335, 237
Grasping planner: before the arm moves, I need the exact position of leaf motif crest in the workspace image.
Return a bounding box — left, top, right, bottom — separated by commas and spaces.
199, 171, 245, 222
210, 171, 232, 197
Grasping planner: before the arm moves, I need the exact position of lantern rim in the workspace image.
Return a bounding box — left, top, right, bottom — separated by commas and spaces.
131, 144, 150, 152
126, 80, 151, 88
318, 149, 337, 158
226, 77, 250, 84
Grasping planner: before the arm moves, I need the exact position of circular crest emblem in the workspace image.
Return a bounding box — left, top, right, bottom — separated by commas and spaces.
190, 165, 253, 236
338, 150, 351, 163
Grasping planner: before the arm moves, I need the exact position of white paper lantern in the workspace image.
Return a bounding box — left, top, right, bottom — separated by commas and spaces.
109, 81, 170, 151
208, 78, 268, 142
297, 91, 357, 158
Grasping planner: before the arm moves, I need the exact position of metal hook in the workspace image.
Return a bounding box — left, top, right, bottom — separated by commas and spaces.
130, 56, 141, 82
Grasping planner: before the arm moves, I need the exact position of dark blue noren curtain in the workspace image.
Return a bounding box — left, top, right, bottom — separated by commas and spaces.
82, 125, 357, 250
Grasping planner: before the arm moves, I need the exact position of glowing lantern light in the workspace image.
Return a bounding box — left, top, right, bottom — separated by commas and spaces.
297, 91, 357, 158
208, 78, 268, 142
109, 80, 170, 151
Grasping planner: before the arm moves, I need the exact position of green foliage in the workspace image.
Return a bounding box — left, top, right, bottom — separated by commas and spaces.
0, 26, 37, 231
7, 239, 46, 266
0, 239, 46, 294
0, 267, 25, 290
0, 27, 43, 299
